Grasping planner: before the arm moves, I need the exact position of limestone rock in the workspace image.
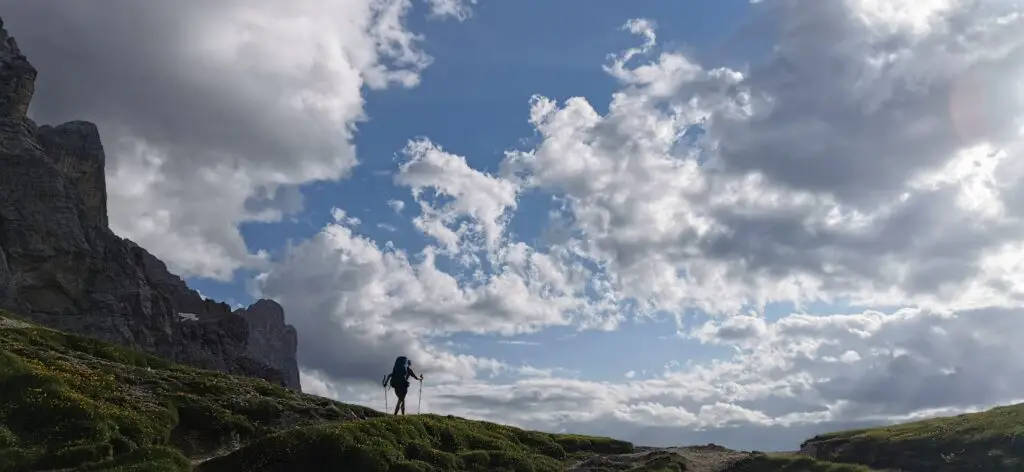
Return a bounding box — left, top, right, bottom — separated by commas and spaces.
237, 299, 301, 390
0, 16, 35, 119
38, 121, 109, 228
0, 15, 301, 391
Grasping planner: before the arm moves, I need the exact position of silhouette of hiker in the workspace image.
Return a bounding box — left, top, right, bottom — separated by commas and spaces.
384, 356, 423, 415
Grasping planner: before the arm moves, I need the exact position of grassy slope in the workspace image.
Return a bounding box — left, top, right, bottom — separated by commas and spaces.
802, 403, 1024, 471
0, 310, 381, 471
0, 311, 633, 471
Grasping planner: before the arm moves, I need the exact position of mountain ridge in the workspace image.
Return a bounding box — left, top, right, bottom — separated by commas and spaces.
0, 14, 301, 391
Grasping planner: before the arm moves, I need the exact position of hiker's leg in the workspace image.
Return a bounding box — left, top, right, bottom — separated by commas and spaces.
395, 388, 407, 415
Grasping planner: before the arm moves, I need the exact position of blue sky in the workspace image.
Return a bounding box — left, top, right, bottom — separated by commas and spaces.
188, 0, 861, 388
192, 0, 763, 385
8, 0, 1024, 451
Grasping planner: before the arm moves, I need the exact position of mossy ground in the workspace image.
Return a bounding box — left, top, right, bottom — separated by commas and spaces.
0, 311, 631, 471
197, 414, 633, 472
0, 310, 378, 471
803, 403, 1024, 471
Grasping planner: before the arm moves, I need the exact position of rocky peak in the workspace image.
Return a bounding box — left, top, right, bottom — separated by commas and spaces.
0, 15, 301, 391
237, 299, 300, 390
0, 16, 36, 119
243, 299, 287, 325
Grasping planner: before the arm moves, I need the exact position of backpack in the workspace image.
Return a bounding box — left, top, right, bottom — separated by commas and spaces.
387, 356, 410, 388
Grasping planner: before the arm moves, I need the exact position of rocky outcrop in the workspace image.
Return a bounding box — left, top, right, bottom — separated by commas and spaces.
38, 121, 108, 229
238, 299, 301, 390
0, 16, 301, 391
0, 17, 34, 119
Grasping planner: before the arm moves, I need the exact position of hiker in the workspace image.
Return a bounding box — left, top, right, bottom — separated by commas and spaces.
383, 356, 423, 415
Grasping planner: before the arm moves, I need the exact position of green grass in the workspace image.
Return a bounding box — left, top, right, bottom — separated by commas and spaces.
196, 414, 633, 472
0, 310, 378, 471
0, 310, 632, 471
802, 403, 1024, 471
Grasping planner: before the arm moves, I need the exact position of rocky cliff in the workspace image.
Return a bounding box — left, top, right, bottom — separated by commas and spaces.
237, 299, 301, 391
0, 16, 301, 391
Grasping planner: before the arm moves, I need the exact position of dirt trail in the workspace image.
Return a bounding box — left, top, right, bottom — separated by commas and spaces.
567, 444, 760, 472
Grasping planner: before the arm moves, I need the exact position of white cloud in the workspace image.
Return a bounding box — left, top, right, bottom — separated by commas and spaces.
502, 4, 1024, 315
261, 2, 1024, 451
424, 0, 479, 21
2, 0, 478, 280
496, 340, 541, 346
388, 199, 407, 214
684, 306, 1024, 422
330, 208, 363, 227
395, 138, 519, 254
252, 206, 614, 385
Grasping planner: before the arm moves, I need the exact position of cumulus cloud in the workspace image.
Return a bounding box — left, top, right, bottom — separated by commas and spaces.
0, 0, 475, 280
395, 138, 519, 254
252, 199, 618, 385
502, 0, 1024, 314
247, 0, 1024, 450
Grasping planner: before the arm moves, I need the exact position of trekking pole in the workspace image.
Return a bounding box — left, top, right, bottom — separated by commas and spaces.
417, 378, 423, 414
382, 375, 389, 412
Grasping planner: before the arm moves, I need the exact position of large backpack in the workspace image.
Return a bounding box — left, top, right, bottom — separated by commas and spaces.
388, 356, 410, 388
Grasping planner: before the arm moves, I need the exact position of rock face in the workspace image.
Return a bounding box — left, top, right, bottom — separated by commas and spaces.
38, 121, 108, 229
0, 16, 301, 391
238, 299, 301, 390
